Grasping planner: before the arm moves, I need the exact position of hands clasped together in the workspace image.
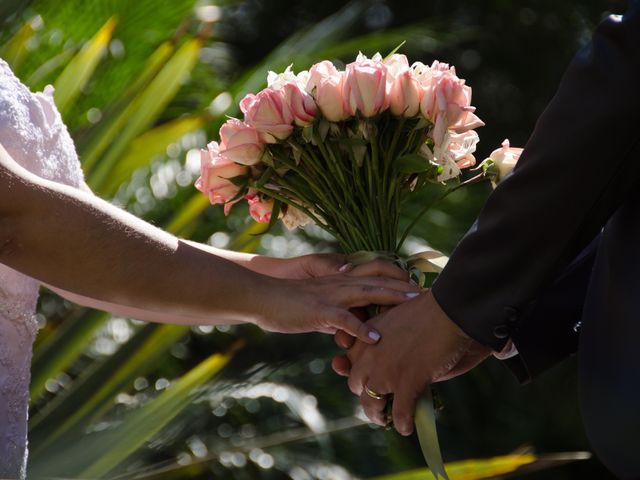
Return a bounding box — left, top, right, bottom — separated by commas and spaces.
330, 277, 491, 436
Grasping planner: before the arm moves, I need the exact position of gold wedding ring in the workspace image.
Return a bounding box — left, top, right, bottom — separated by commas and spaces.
364, 385, 387, 400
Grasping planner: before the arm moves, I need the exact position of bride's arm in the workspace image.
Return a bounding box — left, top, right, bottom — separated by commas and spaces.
45, 285, 245, 325
0, 145, 415, 340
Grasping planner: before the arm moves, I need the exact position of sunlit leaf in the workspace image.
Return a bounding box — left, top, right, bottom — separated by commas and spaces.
0, 18, 37, 72
87, 37, 202, 192
25, 48, 75, 86
29, 324, 189, 457
79, 346, 238, 478
53, 16, 117, 117
103, 113, 208, 195
415, 391, 449, 480
30, 345, 237, 477
78, 40, 176, 172
164, 192, 212, 235
370, 452, 592, 480
30, 309, 108, 403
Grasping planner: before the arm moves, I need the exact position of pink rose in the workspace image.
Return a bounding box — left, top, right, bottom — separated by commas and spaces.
281, 82, 317, 126
246, 193, 274, 223
281, 206, 312, 230
195, 142, 247, 215
489, 139, 523, 181
388, 69, 422, 117
306, 60, 349, 122
240, 89, 294, 143
421, 129, 479, 182
384, 54, 410, 79
218, 119, 264, 166
430, 60, 453, 73
344, 59, 387, 117
419, 65, 484, 146
447, 129, 479, 169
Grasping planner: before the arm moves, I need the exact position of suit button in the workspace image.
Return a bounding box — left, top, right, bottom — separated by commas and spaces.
503, 306, 519, 324
493, 325, 510, 339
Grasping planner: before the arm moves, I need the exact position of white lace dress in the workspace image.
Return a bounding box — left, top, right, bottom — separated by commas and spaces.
0, 59, 84, 479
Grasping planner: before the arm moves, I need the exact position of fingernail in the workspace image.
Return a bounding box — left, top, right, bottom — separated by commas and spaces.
368, 330, 381, 342
405, 292, 420, 298
399, 424, 413, 436
339, 263, 353, 273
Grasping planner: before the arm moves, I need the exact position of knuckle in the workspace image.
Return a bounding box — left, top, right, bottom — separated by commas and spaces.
370, 259, 385, 272
337, 310, 355, 326
362, 405, 383, 424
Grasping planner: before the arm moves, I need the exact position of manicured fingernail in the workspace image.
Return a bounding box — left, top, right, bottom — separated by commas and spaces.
339, 263, 353, 272
368, 330, 381, 342
405, 292, 420, 298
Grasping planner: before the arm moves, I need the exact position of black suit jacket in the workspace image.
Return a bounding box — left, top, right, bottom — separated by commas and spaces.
431, 2, 640, 477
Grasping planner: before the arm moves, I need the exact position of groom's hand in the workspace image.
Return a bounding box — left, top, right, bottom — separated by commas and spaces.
335, 291, 490, 435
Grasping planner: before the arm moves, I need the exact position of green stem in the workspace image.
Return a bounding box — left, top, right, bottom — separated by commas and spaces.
303, 147, 369, 248
396, 171, 489, 251
368, 123, 389, 251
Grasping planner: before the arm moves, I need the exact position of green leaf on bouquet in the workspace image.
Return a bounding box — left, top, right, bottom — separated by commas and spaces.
318, 117, 331, 142
228, 174, 250, 188
269, 199, 283, 229
330, 136, 369, 146
396, 153, 430, 173
53, 16, 117, 118
413, 117, 432, 131
415, 389, 450, 480
382, 40, 407, 61
256, 166, 275, 188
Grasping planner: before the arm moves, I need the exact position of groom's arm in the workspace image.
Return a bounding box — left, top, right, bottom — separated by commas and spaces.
432, 1, 640, 379
500, 236, 599, 382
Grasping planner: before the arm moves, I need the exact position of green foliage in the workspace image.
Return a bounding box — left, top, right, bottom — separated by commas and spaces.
0, 0, 621, 478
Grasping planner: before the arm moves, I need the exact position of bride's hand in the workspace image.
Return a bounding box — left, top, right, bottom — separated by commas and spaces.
253, 271, 418, 343
274, 253, 411, 282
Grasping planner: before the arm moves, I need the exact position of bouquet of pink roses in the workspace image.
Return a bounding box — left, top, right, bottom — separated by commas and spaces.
196, 51, 487, 479
197, 52, 483, 257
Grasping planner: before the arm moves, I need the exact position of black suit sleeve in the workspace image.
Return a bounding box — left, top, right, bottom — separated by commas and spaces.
503, 236, 598, 383
431, 3, 640, 356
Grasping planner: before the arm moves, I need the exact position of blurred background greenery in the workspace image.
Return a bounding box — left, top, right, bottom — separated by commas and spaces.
0, 0, 628, 478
